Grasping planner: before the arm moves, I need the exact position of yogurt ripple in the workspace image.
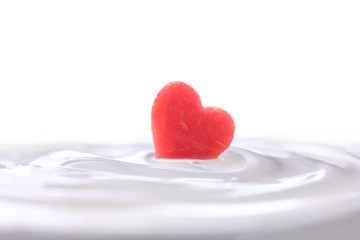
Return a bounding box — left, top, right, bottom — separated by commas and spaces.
0, 139, 360, 240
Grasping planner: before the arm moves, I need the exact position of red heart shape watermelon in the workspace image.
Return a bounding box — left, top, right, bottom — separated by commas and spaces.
151, 82, 235, 159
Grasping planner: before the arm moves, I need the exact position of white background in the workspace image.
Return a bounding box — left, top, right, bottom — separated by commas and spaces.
0, 1, 359, 145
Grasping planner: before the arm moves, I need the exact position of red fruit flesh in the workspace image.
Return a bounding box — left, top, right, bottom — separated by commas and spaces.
151, 82, 235, 159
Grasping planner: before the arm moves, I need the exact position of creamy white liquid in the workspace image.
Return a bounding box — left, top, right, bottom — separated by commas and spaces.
0, 139, 360, 240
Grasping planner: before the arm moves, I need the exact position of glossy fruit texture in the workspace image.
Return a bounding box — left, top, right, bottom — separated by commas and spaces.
151, 82, 235, 159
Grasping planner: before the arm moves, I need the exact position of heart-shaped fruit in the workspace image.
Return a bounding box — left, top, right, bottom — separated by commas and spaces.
151, 82, 235, 159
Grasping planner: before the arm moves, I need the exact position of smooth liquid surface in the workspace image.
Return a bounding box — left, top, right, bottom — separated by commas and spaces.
1, 139, 360, 239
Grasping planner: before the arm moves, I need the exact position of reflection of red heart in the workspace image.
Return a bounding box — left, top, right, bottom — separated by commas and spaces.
151, 82, 235, 159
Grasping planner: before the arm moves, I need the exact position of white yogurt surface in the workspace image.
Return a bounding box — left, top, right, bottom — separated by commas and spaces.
0, 139, 360, 240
